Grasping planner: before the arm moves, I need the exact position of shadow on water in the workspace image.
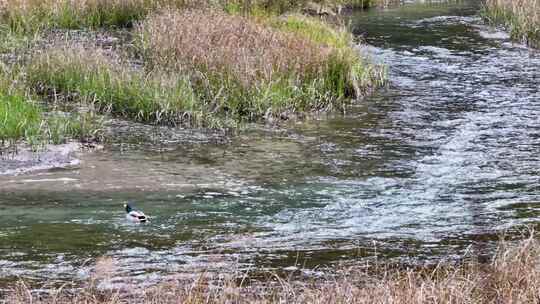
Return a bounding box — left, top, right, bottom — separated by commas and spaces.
1, 0, 540, 287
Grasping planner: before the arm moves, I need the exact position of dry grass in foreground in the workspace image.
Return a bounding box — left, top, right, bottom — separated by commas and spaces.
4, 235, 540, 303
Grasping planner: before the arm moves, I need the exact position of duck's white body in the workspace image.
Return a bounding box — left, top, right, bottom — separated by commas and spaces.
124, 203, 148, 223
126, 210, 148, 223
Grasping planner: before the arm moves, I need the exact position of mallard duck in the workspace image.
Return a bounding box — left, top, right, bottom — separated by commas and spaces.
124, 202, 148, 223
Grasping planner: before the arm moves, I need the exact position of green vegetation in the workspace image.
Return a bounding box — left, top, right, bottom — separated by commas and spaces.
137, 9, 385, 123
0, 92, 102, 147
0, 0, 377, 34
482, 0, 540, 48
0, 0, 385, 144
0, 91, 42, 146
25, 9, 384, 127
0, 0, 182, 33
0, 73, 102, 148
266, 14, 386, 96
237, 0, 375, 15
268, 14, 351, 48
26, 47, 207, 126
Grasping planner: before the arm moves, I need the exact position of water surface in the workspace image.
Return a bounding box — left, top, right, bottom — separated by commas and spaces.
1, 0, 539, 287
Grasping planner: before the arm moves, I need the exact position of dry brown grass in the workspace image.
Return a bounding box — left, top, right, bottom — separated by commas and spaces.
24, 9, 382, 127
134, 9, 383, 121
138, 9, 331, 88
4, 235, 540, 303
484, 0, 540, 47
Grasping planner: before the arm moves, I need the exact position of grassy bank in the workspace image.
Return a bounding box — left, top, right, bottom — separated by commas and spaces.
26, 46, 207, 126
25, 9, 384, 127
0, 0, 376, 33
138, 9, 384, 123
3, 235, 540, 303
483, 0, 540, 48
0, 73, 103, 148
0, 0, 186, 33
1, 0, 385, 131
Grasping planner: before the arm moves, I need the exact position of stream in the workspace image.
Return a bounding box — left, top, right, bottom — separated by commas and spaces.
1, 0, 539, 288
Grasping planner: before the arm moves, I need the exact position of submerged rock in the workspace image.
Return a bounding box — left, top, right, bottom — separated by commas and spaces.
0, 142, 96, 176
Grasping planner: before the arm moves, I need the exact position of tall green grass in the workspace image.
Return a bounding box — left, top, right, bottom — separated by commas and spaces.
25, 47, 212, 126
0, 0, 378, 34
259, 14, 387, 98
26, 45, 331, 127
0, 73, 103, 147
0, 0, 202, 33
268, 14, 351, 48
0, 96, 103, 147
0, 92, 43, 146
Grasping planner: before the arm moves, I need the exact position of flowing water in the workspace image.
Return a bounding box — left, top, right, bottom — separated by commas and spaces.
1, 0, 540, 288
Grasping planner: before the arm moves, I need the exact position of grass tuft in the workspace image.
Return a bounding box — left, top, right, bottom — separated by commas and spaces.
25, 46, 210, 126
267, 14, 352, 49
0, 0, 203, 33
0, 71, 103, 148
482, 0, 540, 48
136, 9, 385, 123
0, 91, 43, 146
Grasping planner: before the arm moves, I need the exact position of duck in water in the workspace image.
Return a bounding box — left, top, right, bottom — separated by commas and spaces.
124, 202, 148, 223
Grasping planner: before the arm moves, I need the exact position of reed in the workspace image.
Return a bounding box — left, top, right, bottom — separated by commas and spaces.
483, 0, 540, 48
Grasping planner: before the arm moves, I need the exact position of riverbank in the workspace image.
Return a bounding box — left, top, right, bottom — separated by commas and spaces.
482, 0, 540, 48
0, 0, 384, 175
0, 75, 103, 150
3, 235, 540, 303
0, 0, 384, 139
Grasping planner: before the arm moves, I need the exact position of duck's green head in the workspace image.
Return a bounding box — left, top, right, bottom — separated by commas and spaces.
124, 203, 133, 213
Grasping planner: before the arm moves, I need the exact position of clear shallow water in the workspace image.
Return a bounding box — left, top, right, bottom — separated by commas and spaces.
1, 0, 540, 287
